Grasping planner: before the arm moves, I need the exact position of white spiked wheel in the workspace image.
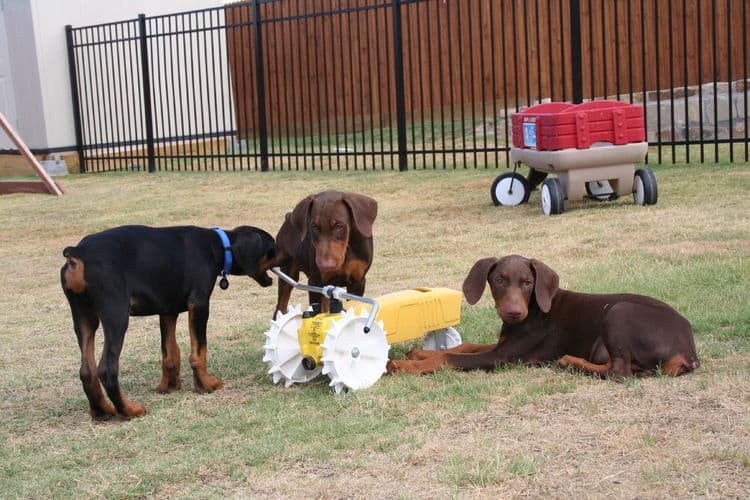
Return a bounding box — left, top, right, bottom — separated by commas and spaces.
263, 305, 322, 387
321, 308, 391, 394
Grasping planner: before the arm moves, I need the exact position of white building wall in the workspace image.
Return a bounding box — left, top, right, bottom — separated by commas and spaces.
1, 0, 45, 149
2, 0, 225, 150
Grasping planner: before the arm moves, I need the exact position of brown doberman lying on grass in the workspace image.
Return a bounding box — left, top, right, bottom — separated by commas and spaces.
274, 190, 378, 315
61, 225, 277, 419
388, 255, 699, 379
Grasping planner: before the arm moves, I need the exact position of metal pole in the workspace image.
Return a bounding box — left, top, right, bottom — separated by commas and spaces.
64, 25, 86, 173
391, 0, 408, 171
570, 0, 583, 104
252, 0, 269, 171
271, 267, 380, 333
138, 14, 156, 172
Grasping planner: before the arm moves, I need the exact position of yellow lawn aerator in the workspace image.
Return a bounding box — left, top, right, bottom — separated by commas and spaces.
263, 268, 463, 393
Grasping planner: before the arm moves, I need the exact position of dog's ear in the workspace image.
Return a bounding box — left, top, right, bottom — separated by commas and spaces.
462, 257, 497, 305
529, 258, 559, 313
231, 227, 276, 286
343, 192, 378, 238
289, 195, 315, 241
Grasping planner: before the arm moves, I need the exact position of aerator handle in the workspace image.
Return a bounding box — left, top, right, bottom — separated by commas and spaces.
271, 267, 380, 333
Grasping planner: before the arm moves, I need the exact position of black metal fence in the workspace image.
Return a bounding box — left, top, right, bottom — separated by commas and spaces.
66, 0, 749, 173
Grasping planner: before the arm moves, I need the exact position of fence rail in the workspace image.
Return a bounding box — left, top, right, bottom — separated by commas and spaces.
66, 0, 749, 173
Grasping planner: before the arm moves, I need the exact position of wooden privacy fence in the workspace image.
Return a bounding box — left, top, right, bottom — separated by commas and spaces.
66, 0, 748, 172
225, 0, 749, 138
225, 0, 573, 139
575, 0, 747, 99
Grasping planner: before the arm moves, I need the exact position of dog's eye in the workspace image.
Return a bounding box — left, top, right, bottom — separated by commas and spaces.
495, 277, 507, 286
523, 279, 533, 287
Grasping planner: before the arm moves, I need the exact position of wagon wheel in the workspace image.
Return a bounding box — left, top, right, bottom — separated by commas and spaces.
541, 178, 565, 215
321, 308, 390, 394
633, 168, 658, 205
491, 172, 530, 206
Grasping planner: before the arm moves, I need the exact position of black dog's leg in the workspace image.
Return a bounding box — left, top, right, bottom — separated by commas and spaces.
64, 290, 116, 419
188, 302, 223, 393
97, 299, 146, 418
156, 314, 181, 393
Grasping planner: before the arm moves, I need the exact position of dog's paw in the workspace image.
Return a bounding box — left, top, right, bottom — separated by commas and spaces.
90, 403, 118, 421
122, 401, 147, 418
194, 375, 224, 394
386, 360, 424, 375
406, 348, 429, 360
556, 356, 572, 368
156, 379, 182, 394
385, 360, 400, 374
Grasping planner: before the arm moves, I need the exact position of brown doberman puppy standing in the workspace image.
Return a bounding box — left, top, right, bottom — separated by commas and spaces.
61, 225, 277, 419
388, 255, 699, 379
274, 190, 378, 315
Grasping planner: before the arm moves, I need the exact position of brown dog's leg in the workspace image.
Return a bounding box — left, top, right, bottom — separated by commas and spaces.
188, 304, 223, 393
557, 355, 613, 376
406, 343, 497, 360
391, 343, 514, 375
387, 353, 452, 375
346, 277, 365, 297
156, 314, 181, 393
313, 291, 330, 314
275, 263, 299, 317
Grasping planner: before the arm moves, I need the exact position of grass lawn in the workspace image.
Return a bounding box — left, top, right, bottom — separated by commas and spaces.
0, 162, 748, 498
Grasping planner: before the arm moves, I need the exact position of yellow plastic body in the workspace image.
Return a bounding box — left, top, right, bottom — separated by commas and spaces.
346, 287, 462, 345
298, 312, 340, 366
297, 287, 463, 366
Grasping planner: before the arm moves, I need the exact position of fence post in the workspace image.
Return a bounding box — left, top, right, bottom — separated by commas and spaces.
65, 25, 86, 173
570, 0, 583, 104
138, 14, 156, 172
391, 0, 408, 171
252, 0, 270, 172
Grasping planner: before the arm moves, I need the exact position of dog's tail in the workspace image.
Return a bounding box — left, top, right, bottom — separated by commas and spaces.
61, 246, 87, 293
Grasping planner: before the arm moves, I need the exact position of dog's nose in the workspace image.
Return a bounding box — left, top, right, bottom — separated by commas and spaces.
316, 256, 340, 273
500, 304, 526, 324
505, 311, 523, 322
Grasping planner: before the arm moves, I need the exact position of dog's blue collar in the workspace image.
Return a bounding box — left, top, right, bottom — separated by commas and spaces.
211, 227, 233, 275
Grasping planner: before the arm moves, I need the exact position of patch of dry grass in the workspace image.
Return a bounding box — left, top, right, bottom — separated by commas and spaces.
0, 163, 748, 498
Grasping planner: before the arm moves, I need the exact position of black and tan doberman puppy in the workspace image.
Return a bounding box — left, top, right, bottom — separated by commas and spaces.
388, 255, 699, 379
274, 190, 377, 315
61, 225, 276, 419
